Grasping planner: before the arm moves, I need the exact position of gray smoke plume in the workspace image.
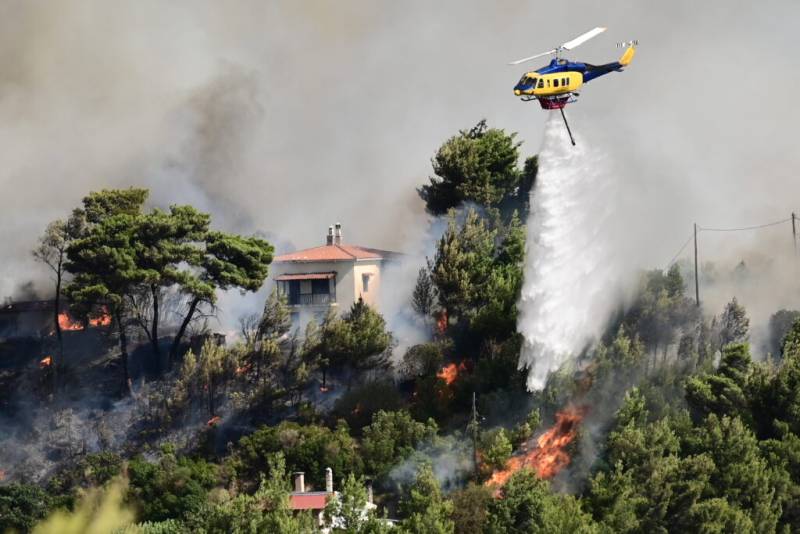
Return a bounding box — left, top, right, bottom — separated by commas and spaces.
1, 0, 799, 374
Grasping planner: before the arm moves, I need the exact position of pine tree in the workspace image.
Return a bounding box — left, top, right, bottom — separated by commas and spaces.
719, 297, 750, 346
412, 267, 436, 320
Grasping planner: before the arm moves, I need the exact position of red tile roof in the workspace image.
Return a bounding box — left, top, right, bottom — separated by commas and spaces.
289, 492, 331, 510
275, 244, 395, 263
275, 272, 336, 281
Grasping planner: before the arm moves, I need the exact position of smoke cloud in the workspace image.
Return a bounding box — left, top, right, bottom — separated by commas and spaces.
0, 1, 798, 364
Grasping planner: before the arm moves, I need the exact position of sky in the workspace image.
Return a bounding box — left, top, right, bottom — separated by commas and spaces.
1, 0, 799, 316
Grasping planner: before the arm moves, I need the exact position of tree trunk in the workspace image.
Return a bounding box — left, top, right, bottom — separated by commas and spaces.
53, 268, 62, 390
150, 284, 161, 371
208, 377, 215, 416
169, 296, 200, 367
116, 308, 131, 396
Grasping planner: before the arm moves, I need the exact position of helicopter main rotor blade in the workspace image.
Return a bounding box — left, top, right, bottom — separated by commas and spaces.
508, 49, 558, 65
507, 26, 607, 66
562, 26, 607, 50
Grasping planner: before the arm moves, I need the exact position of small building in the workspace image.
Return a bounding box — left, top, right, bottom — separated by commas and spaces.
272, 223, 400, 326
289, 468, 379, 532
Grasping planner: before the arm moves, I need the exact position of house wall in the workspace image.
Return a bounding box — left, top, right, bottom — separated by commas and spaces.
271, 260, 355, 326
352, 260, 382, 309
271, 258, 385, 327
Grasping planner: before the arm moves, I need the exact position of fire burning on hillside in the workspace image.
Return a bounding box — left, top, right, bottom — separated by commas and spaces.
56, 309, 112, 331
57, 312, 82, 331
487, 405, 588, 489
437, 362, 468, 386
39, 356, 52, 368
89, 313, 111, 327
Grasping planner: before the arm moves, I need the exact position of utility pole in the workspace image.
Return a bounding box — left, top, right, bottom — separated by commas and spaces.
693, 223, 700, 307
471, 391, 479, 481
792, 212, 797, 257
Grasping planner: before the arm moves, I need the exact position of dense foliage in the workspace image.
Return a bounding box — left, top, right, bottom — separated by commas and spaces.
8, 121, 800, 534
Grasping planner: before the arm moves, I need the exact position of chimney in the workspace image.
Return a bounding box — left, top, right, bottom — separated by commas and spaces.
325, 467, 333, 493
334, 222, 342, 245
365, 478, 373, 504
326, 225, 334, 246
293, 472, 305, 493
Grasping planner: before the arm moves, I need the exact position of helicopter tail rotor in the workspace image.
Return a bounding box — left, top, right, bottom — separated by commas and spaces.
616, 39, 639, 48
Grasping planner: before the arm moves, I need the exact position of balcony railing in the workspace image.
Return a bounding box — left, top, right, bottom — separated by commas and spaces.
289, 293, 333, 306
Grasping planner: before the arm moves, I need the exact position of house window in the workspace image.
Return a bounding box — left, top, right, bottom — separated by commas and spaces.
281, 276, 335, 305
362, 274, 370, 292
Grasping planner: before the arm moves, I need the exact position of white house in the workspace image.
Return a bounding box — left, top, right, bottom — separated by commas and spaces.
289, 468, 389, 532
271, 223, 400, 326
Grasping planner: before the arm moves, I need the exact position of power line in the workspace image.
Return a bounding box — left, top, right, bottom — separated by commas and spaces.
665, 232, 694, 269
697, 218, 791, 233
664, 215, 796, 269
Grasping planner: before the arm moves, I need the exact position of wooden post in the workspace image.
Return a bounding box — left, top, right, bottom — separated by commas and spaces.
693, 223, 700, 307
472, 392, 479, 481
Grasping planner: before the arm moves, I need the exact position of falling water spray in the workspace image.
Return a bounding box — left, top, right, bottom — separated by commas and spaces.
518, 113, 624, 390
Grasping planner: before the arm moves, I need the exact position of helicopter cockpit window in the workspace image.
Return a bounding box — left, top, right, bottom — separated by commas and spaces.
537, 79, 544, 88
528, 77, 537, 87
518, 75, 528, 86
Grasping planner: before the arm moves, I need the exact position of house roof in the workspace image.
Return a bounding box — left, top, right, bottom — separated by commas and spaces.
289, 491, 332, 510
274, 244, 398, 263
275, 272, 337, 281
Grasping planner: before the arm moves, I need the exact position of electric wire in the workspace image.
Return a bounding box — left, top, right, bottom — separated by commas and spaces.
697, 218, 791, 232
664, 233, 694, 269
664, 215, 796, 270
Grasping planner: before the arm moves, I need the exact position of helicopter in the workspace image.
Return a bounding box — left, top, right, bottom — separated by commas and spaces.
510, 27, 637, 145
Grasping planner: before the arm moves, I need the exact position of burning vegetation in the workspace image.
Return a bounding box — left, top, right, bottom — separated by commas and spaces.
487, 405, 588, 488
436, 362, 468, 386
57, 311, 82, 331
57, 309, 111, 331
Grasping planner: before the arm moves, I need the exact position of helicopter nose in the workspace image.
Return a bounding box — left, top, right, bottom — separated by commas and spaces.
514, 88, 521, 96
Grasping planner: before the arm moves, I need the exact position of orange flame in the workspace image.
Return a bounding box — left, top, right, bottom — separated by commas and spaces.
437, 361, 468, 386
235, 363, 253, 376
207, 415, 221, 426
487, 405, 587, 489
58, 312, 83, 331
320, 386, 330, 393
39, 356, 52, 368
89, 313, 111, 327
437, 363, 458, 385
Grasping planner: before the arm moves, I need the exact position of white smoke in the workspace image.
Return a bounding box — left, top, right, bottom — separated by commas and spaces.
518, 113, 628, 390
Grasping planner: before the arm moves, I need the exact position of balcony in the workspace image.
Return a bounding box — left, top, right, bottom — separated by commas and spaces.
289, 293, 333, 306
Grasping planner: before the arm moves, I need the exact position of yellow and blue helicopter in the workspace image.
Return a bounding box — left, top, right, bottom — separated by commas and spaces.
510, 27, 637, 145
